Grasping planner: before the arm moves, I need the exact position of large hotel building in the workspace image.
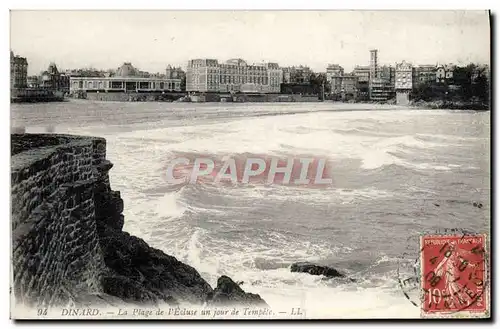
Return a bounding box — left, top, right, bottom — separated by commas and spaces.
186, 58, 283, 93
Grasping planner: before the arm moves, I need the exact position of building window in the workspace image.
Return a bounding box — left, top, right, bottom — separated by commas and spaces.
111, 81, 122, 89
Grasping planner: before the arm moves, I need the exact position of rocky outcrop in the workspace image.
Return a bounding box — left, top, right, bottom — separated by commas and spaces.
410, 99, 489, 111
11, 133, 267, 309
207, 276, 268, 307
290, 262, 345, 278
91, 153, 214, 306
97, 225, 213, 305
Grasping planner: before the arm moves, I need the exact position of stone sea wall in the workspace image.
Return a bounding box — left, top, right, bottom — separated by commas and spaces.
11, 134, 107, 307
83, 92, 185, 102
11, 133, 266, 309
74, 91, 320, 103
193, 93, 320, 103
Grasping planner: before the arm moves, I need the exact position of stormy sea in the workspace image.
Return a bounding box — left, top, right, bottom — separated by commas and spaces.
11, 100, 490, 318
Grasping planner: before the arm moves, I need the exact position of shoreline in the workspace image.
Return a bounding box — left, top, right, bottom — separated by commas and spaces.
10, 97, 490, 114
408, 100, 489, 111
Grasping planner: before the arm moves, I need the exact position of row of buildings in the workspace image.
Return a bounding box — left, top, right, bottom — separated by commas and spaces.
11, 51, 185, 95
325, 49, 459, 104
11, 51, 73, 92
12, 49, 486, 104
10, 51, 70, 102
183, 51, 463, 105
185, 60, 329, 95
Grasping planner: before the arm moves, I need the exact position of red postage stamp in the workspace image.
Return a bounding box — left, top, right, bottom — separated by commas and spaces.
420, 234, 489, 318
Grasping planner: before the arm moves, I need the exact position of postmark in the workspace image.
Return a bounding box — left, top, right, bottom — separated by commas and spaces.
397, 233, 423, 308
397, 229, 490, 318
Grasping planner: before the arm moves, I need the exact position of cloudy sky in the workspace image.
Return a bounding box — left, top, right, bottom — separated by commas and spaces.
10, 10, 490, 75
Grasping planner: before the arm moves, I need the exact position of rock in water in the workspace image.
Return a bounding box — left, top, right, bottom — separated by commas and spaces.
473, 202, 483, 208
290, 262, 345, 278
208, 276, 268, 307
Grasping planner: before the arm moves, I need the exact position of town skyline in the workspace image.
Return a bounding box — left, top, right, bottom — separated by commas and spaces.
11, 10, 490, 76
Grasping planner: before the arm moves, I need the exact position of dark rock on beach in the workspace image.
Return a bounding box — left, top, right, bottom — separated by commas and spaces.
290, 262, 345, 278
207, 276, 268, 307
473, 201, 483, 208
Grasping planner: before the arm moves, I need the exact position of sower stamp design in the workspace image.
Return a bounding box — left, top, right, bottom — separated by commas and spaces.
420, 234, 488, 318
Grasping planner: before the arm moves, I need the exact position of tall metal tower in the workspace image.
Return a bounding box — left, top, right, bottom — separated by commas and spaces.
370, 49, 379, 81
369, 49, 379, 100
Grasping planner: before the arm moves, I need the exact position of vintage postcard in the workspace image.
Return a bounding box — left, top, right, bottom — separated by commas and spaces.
9, 10, 491, 320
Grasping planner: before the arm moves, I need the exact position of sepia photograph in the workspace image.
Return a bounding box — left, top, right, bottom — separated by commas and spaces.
8, 8, 491, 321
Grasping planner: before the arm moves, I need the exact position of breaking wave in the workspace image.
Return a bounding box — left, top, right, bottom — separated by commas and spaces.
40, 102, 488, 318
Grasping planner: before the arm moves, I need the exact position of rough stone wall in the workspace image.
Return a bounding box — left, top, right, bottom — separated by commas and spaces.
81, 91, 319, 103
84, 92, 185, 102
233, 93, 320, 103
11, 134, 108, 307
396, 91, 410, 105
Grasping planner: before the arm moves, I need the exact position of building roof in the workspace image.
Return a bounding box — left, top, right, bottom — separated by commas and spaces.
47, 63, 59, 75
10, 51, 27, 64
436, 63, 456, 71
116, 62, 138, 77
226, 58, 247, 66
69, 76, 181, 82
396, 60, 412, 70
418, 64, 437, 68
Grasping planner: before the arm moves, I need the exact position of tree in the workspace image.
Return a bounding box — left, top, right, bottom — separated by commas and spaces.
309, 73, 330, 96
453, 65, 474, 100
290, 70, 304, 83
412, 63, 489, 105
452, 64, 489, 103
180, 75, 186, 91
472, 65, 490, 103
412, 81, 448, 102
